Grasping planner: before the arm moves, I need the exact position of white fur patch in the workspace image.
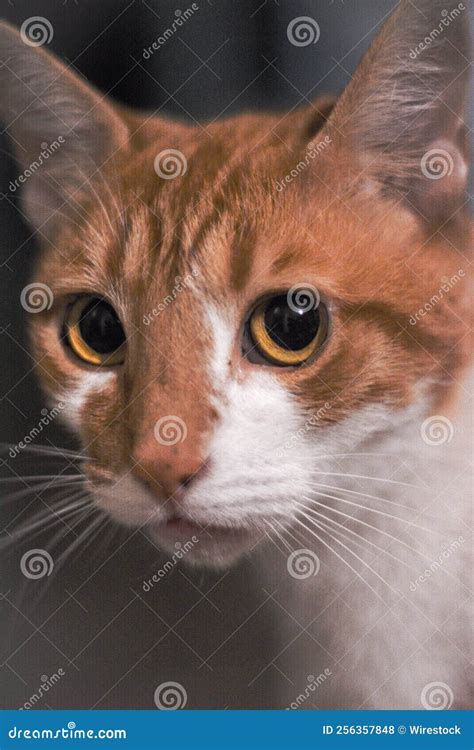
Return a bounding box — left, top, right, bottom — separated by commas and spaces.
181, 306, 315, 530
61, 370, 115, 427
205, 303, 236, 387
94, 472, 160, 528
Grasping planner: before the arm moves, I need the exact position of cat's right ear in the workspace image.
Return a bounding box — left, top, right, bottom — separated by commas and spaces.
321, 0, 471, 227
0, 21, 130, 234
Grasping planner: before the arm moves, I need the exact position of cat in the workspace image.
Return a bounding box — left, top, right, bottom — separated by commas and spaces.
0, 0, 471, 709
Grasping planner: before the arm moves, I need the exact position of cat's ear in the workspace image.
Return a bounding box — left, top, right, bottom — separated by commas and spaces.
0, 21, 129, 233
323, 0, 470, 226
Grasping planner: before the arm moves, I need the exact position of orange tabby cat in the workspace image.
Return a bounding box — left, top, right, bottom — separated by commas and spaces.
0, 0, 471, 709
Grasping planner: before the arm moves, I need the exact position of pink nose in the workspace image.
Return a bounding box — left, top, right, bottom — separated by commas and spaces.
132, 441, 208, 499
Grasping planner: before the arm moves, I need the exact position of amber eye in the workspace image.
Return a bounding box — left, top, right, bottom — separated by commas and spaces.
244, 291, 327, 367
64, 297, 126, 366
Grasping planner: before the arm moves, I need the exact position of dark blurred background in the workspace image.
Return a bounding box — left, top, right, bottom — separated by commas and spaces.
0, 1, 472, 710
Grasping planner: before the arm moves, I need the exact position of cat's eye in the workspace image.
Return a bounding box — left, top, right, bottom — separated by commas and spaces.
244, 291, 328, 367
63, 297, 126, 366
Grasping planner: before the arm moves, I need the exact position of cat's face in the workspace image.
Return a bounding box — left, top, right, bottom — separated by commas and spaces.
1, 0, 471, 567
27, 127, 470, 567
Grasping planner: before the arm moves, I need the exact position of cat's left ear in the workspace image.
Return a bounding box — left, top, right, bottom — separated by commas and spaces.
0, 21, 130, 233
322, 0, 471, 226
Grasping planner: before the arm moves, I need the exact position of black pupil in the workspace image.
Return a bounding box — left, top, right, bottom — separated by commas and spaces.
78, 299, 125, 354
264, 294, 320, 351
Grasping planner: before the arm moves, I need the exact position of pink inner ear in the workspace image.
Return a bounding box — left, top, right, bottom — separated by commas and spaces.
413, 137, 468, 224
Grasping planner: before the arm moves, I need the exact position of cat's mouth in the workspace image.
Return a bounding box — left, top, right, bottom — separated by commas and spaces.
91, 475, 264, 567
158, 513, 253, 541
148, 513, 262, 567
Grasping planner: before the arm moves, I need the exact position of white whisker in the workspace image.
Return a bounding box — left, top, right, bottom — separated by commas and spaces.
301, 494, 432, 560
307, 480, 414, 511
299, 513, 399, 596
297, 502, 416, 572
305, 489, 434, 534
308, 471, 418, 489
291, 516, 385, 602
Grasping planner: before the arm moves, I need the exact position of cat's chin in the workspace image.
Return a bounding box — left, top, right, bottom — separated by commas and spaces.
146, 518, 262, 569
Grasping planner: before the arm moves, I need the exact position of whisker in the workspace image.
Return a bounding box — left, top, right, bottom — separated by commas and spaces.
304, 489, 434, 534
0, 443, 89, 460
308, 471, 418, 489
88, 516, 118, 565
0, 477, 85, 504
301, 495, 431, 558
299, 513, 399, 596
53, 511, 105, 574
307, 480, 416, 511
264, 520, 293, 555
297, 503, 416, 572
0, 473, 83, 485
292, 516, 386, 602
2, 497, 92, 548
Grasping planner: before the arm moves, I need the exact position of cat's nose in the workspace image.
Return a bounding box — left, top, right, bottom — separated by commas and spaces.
131, 443, 208, 500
